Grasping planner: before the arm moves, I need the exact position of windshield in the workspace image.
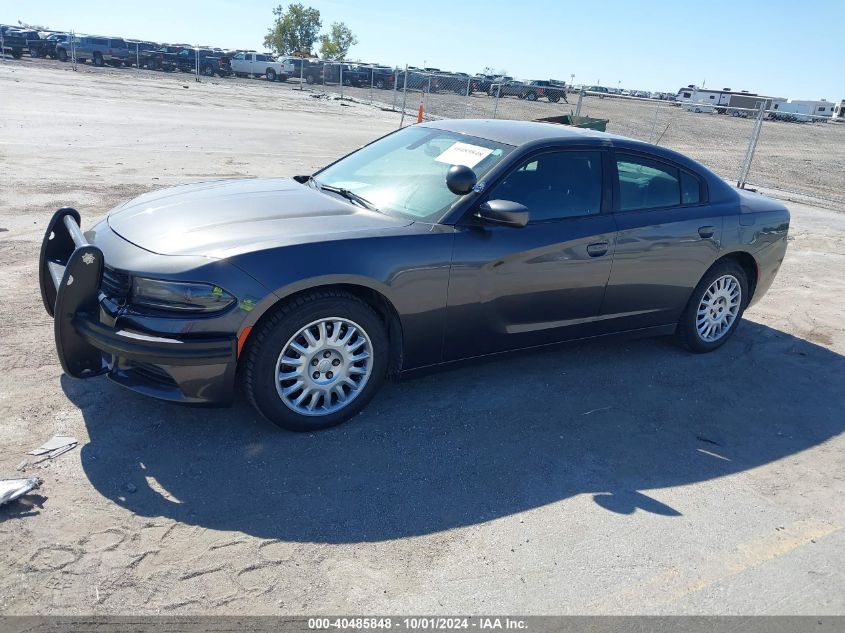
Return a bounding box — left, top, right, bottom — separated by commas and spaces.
313, 126, 514, 222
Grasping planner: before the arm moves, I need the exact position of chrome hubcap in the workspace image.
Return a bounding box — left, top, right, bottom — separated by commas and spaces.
275, 317, 373, 416
696, 275, 741, 342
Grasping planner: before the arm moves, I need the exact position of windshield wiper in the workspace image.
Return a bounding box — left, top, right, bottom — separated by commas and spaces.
318, 184, 379, 212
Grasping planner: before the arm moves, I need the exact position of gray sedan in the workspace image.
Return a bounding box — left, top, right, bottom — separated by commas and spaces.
39, 120, 790, 431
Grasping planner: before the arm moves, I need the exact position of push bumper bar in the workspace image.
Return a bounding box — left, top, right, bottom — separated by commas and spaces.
39, 208, 236, 385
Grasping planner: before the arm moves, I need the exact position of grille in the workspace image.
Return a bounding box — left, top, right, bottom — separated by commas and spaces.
127, 361, 178, 388
100, 266, 131, 303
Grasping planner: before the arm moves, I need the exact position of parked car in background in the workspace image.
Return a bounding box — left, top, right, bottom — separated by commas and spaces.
302, 61, 367, 86
355, 65, 396, 89
124, 40, 161, 68
472, 74, 498, 94
1, 28, 41, 59
397, 67, 441, 92
175, 47, 232, 77
230, 52, 293, 82
521, 80, 567, 103
491, 80, 525, 97
29, 32, 71, 59
55, 36, 129, 66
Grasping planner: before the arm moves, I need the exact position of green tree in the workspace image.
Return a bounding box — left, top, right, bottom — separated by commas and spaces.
264, 3, 322, 56
318, 22, 358, 60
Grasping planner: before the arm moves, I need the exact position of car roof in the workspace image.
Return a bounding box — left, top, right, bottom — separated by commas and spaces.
420, 119, 623, 147
419, 119, 730, 187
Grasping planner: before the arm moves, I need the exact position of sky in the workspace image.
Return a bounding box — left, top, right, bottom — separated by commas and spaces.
3, 0, 842, 99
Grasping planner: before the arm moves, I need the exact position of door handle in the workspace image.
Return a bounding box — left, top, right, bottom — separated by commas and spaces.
587, 241, 609, 257
698, 225, 716, 239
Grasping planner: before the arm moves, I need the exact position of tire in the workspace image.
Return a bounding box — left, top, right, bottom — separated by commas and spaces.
93, 52, 104, 67
30, 48, 40, 59
243, 290, 388, 432
266, 68, 276, 82
11, 48, 23, 59
279, 73, 288, 82
305, 74, 315, 85
203, 64, 215, 77
548, 95, 560, 103
525, 92, 537, 101
676, 260, 748, 353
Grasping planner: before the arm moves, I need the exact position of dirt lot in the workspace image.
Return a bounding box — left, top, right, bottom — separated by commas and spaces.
1, 62, 844, 615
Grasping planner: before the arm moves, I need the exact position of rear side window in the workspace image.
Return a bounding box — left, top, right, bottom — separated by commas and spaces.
616, 155, 680, 211
681, 171, 702, 204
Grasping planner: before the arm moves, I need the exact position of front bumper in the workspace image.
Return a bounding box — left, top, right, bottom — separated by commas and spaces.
39, 208, 238, 404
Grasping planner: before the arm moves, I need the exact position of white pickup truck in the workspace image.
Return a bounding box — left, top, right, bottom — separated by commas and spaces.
230, 52, 294, 82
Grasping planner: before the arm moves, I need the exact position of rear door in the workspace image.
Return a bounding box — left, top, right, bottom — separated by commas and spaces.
444, 148, 617, 360
598, 150, 723, 331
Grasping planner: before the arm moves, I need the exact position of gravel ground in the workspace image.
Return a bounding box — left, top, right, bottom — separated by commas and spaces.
1, 62, 844, 615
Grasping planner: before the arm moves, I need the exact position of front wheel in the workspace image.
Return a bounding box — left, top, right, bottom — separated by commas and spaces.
243, 291, 388, 431
676, 261, 748, 353
265, 68, 276, 82
93, 53, 104, 67
57, 48, 68, 62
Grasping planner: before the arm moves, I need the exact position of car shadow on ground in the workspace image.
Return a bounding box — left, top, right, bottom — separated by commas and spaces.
66, 321, 844, 543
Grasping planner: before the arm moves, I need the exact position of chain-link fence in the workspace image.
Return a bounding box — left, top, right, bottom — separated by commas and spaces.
4, 37, 843, 205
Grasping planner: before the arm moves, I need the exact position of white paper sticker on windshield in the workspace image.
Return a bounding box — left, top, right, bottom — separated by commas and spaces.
435, 142, 493, 168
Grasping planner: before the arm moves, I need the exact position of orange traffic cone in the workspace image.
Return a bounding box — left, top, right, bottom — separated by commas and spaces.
417, 103, 424, 123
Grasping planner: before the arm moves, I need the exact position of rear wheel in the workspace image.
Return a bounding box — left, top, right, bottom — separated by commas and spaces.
243, 291, 388, 431
305, 74, 315, 85
30, 48, 40, 58
548, 94, 560, 103
525, 92, 537, 101
57, 48, 68, 62
93, 52, 104, 67
203, 64, 215, 77
11, 48, 23, 59
375, 78, 385, 89
676, 260, 748, 353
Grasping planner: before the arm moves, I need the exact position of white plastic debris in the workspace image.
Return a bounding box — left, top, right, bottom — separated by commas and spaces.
28, 435, 78, 459
0, 478, 43, 506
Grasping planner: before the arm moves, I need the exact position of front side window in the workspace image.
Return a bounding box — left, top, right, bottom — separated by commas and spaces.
233, 52, 244, 60
616, 155, 680, 211
490, 151, 603, 221
314, 126, 514, 222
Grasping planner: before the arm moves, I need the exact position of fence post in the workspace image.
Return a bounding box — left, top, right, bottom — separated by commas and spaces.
648, 99, 661, 143
493, 84, 501, 119
737, 103, 766, 189
339, 62, 343, 100
299, 57, 304, 90
135, 42, 140, 71
399, 64, 409, 128
1, 30, 4, 63
575, 89, 584, 117
464, 75, 471, 117
195, 45, 200, 82
70, 30, 77, 70
370, 65, 374, 104
392, 65, 399, 111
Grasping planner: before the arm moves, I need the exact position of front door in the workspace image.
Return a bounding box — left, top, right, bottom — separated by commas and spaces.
444, 149, 617, 361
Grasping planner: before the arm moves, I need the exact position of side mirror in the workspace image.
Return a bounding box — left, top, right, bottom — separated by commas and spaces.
446, 164, 477, 195
475, 200, 529, 228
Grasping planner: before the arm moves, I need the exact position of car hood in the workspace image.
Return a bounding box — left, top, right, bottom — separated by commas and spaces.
107, 178, 413, 258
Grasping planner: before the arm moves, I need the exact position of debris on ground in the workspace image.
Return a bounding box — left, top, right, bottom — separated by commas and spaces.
28, 435, 78, 459
0, 478, 43, 507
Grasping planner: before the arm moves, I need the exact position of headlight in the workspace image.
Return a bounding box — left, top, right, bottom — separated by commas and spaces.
130, 277, 235, 313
